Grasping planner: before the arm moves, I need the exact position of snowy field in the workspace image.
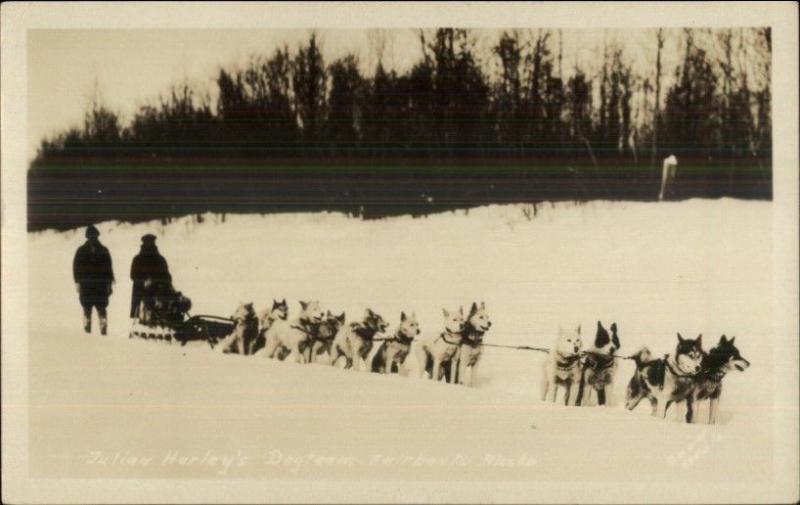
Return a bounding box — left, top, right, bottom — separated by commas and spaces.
27, 200, 774, 490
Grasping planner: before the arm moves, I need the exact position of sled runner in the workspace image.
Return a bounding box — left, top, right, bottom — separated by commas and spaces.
130, 311, 235, 347
128, 278, 234, 347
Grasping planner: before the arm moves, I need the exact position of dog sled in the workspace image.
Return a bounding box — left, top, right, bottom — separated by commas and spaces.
128, 279, 235, 347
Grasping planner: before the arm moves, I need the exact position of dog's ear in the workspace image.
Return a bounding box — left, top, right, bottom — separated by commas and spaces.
719, 334, 728, 344
729, 336, 735, 345
337, 312, 346, 323
470, 302, 478, 316
677, 332, 685, 342
459, 306, 464, 315
576, 324, 581, 336
695, 334, 703, 348
326, 310, 332, 317
282, 298, 287, 305
400, 311, 407, 321
365, 308, 374, 318
442, 308, 449, 318
480, 301, 485, 309
610, 322, 617, 333
300, 300, 309, 310
597, 321, 604, 330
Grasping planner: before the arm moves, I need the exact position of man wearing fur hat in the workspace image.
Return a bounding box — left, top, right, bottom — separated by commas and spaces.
73, 225, 115, 334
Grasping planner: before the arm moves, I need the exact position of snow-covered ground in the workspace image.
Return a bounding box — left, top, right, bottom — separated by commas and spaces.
27, 200, 774, 490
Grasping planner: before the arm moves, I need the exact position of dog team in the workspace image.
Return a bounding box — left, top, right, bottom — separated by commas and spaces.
217, 299, 749, 423
217, 300, 491, 387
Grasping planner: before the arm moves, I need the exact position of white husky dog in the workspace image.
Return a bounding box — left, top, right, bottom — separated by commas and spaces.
415, 307, 465, 382
540, 325, 583, 405
263, 300, 325, 363
453, 302, 492, 387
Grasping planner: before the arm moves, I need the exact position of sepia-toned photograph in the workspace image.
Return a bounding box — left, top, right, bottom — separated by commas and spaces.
2, 2, 798, 504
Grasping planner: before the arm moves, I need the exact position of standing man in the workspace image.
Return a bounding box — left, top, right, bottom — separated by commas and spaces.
73, 225, 114, 335
130, 234, 172, 319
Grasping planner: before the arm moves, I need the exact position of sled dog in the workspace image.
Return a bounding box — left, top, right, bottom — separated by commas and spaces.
331, 308, 388, 371
415, 307, 465, 382
219, 302, 260, 355
625, 333, 704, 419
576, 321, 620, 406
250, 299, 288, 355
540, 325, 583, 405
690, 335, 749, 424
371, 311, 419, 374
263, 300, 325, 362
306, 311, 346, 364
449, 302, 492, 387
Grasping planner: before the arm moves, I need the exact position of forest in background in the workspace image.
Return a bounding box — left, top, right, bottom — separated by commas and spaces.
28, 28, 772, 231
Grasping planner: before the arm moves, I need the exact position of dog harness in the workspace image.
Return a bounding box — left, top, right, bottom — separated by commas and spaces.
664, 359, 700, 379
389, 331, 414, 346
352, 323, 379, 341
436, 331, 462, 346
555, 352, 582, 370
460, 323, 485, 348
583, 352, 615, 371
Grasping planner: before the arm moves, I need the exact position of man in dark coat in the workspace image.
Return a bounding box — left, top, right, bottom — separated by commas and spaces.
73, 225, 114, 335
130, 234, 172, 319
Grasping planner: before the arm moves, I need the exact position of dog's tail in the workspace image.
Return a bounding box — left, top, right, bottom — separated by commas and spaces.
631, 347, 652, 369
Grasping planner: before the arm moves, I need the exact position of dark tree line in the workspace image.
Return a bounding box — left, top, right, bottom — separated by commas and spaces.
35, 28, 771, 169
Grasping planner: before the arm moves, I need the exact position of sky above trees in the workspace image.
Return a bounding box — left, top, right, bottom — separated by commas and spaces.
29, 28, 770, 165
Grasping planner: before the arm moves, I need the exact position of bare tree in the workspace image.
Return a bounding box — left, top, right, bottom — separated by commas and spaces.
651, 28, 664, 170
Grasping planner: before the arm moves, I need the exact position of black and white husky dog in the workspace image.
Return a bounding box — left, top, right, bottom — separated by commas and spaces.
576, 321, 620, 406
626, 333, 704, 420
690, 335, 750, 424
331, 308, 389, 371
370, 311, 420, 374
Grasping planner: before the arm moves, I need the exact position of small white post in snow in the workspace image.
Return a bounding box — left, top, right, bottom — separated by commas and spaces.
659, 154, 678, 201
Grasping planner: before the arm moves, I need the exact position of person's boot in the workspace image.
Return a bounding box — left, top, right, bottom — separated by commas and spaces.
99, 316, 108, 336
83, 314, 91, 334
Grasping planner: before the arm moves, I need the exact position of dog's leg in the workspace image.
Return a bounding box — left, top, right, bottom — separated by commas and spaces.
581, 386, 591, 406
330, 347, 341, 368
468, 360, 480, 388
564, 382, 575, 406
685, 396, 695, 423
597, 388, 606, 406
384, 347, 397, 374
708, 397, 719, 424
449, 357, 460, 385
547, 377, 559, 403
263, 332, 279, 359
415, 346, 427, 379
351, 345, 363, 372
432, 358, 442, 383
625, 377, 641, 410
625, 392, 643, 411
655, 397, 670, 419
